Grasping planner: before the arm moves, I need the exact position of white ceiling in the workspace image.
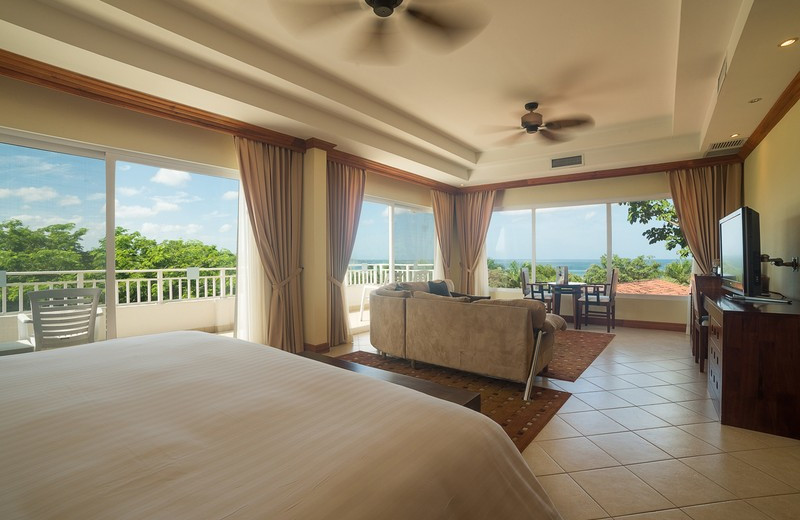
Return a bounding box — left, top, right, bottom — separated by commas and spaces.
1, 0, 799, 186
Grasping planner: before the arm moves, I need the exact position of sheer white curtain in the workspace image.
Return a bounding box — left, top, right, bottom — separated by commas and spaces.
235, 186, 270, 344
433, 241, 445, 280
475, 245, 490, 296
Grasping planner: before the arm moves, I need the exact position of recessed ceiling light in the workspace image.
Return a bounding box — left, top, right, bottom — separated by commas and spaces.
730, 133, 740, 138
749, 97, 762, 104
779, 37, 798, 47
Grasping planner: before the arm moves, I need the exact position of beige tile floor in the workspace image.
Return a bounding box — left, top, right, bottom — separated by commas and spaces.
338, 326, 800, 520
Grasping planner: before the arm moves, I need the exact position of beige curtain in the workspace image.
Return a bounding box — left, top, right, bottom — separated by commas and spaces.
327, 161, 366, 347
431, 190, 456, 280
455, 190, 496, 293
235, 137, 304, 353
668, 163, 743, 274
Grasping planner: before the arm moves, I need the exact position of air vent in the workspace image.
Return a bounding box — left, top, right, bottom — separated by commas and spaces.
551, 155, 584, 169
705, 138, 745, 157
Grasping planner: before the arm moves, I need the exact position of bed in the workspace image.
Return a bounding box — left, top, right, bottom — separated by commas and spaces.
0, 331, 561, 519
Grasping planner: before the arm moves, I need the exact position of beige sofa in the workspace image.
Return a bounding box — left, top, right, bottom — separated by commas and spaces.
369, 280, 566, 400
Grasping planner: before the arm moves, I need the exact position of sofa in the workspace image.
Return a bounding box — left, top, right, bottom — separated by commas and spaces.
369, 280, 567, 400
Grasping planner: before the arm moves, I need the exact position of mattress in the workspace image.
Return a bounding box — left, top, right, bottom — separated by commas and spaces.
0, 331, 560, 519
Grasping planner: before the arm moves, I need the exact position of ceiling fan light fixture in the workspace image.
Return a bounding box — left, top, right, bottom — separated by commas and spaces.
366, 0, 402, 17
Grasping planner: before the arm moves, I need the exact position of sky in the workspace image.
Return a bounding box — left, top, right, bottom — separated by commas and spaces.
0, 143, 239, 256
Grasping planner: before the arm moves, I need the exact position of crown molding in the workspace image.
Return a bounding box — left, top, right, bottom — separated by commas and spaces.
0, 49, 307, 152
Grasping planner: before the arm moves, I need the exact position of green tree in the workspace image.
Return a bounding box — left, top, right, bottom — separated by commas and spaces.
620, 200, 690, 257
664, 258, 692, 285
584, 254, 663, 284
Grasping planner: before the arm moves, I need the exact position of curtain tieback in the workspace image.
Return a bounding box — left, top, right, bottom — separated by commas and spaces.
328, 276, 343, 288
272, 267, 303, 290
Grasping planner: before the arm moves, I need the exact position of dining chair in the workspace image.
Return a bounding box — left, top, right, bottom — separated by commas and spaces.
520, 268, 553, 312
29, 288, 101, 350
577, 268, 618, 332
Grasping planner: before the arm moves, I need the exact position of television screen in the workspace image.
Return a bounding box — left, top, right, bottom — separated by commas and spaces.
719, 207, 761, 296
720, 213, 744, 290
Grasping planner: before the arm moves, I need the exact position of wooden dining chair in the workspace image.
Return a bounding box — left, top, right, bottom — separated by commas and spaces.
577, 268, 618, 332
520, 268, 553, 312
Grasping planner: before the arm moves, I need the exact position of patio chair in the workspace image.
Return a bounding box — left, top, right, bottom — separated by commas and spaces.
577, 268, 618, 332
520, 268, 553, 312
29, 288, 101, 350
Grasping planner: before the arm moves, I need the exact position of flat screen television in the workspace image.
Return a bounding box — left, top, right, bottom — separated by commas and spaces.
719, 206, 762, 296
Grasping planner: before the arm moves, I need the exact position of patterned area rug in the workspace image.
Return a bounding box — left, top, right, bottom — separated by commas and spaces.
545, 329, 615, 382
338, 351, 570, 452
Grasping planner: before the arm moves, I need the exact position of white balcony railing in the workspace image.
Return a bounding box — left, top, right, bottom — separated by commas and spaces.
0, 268, 236, 314
345, 263, 435, 286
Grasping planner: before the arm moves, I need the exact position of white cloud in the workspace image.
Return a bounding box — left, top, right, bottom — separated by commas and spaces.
141, 222, 202, 236
153, 192, 201, 204
584, 211, 596, 220
116, 204, 157, 218
150, 168, 191, 187
218, 224, 232, 233
118, 164, 131, 171
6, 186, 59, 202
59, 195, 81, 206
12, 214, 83, 226
118, 187, 142, 197
153, 200, 180, 213
87, 192, 105, 201
222, 190, 238, 200
0, 155, 70, 174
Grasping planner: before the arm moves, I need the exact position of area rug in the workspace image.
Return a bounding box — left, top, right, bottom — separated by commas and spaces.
338, 351, 570, 452
544, 329, 615, 382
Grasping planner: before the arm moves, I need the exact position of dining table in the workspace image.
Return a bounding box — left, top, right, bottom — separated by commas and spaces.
546, 281, 586, 329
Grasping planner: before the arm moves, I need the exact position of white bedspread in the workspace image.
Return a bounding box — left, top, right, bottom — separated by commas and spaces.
0, 331, 560, 519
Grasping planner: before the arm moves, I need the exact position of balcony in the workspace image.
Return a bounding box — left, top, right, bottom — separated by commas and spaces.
0, 268, 236, 343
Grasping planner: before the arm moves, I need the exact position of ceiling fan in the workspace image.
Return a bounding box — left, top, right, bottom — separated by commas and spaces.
270, 0, 490, 64
517, 102, 594, 142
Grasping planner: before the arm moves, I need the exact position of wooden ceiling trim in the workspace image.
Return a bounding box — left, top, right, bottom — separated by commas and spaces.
460, 154, 743, 192
738, 69, 800, 160
0, 49, 307, 152
326, 149, 459, 193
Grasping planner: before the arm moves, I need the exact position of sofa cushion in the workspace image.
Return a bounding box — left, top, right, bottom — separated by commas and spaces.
374, 288, 412, 298
542, 313, 568, 333
427, 280, 452, 297
412, 291, 471, 303
396, 281, 431, 293
473, 298, 546, 328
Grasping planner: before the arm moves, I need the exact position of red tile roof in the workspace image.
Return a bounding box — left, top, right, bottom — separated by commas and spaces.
617, 279, 690, 296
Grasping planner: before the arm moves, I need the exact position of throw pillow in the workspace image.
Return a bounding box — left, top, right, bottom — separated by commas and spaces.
427, 280, 452, 297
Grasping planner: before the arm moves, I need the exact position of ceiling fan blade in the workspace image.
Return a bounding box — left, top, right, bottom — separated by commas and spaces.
348, 18, 404, 65
538, 129, 569, 143
271, 0, 363, 35
495, 131, 528, 147
404, 3, 490, 51
544, 117, 594, 130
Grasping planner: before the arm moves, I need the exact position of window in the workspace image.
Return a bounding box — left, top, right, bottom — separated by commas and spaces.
348, 199, 435, 287
0, 142, 106, 340
0, 135, 240, 344
609, 201, 691, 295
486, 210, 532, 288
535, 204, 606, 283
113, 160, 239, 307
486, 198, 691, 296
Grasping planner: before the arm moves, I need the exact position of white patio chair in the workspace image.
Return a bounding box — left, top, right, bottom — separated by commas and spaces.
29, 288, 101, 350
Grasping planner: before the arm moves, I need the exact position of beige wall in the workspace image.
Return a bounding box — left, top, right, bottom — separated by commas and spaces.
496, 172, 671, 208
0, 76, 238, 169
744, 100, 800, 300
364, 171, 433, 207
